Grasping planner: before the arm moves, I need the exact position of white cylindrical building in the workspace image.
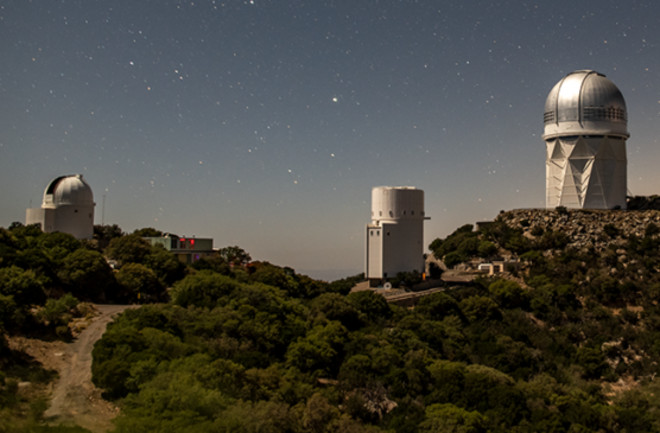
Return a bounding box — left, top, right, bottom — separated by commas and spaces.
365, 186, 427, 283
543, 70, 628, 209
26, 174, 95, 239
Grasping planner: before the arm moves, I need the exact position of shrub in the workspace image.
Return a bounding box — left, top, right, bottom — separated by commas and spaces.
170, 271, 242, 309
37, 294, 79, 327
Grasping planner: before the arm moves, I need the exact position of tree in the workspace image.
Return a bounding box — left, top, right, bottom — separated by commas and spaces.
58, 249, 116, 301
191, 254, 231, 275
488, 280, 529, 309
145, 245, 186, 286
347, 291, 392, 322
92, 324, 150, 398
416, 292, 462, 320
105, 234, 152, 265
311, 293, 363, 330
0, 266, 45, 332
249, 262, 298, 294
38, 232, 81, 264
338, 354, 374, 389
427, 360, 467, 404
218, 246, 251, 266
212, 400, 294, 433
9, 223, 44, 250
302, 392, 340, 433
170, 271, 242, 309
418, 403, 485, 433
0, 266, 46, 306
328, 273, 365, 295
116, 263, 165, 303
574, 346, 609, 379
477, 240, 497, 258
133, 227, 163, 237
459, 296, 501, 322
286, 321, 348, 376
444, 251, 469, 269
461, 364, 525, 425
0, 227, 18, 266
93, 224, 123, 250
0, 293, 20, 331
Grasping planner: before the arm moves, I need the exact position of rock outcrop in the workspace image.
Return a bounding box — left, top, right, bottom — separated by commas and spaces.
497, 208, 660, 253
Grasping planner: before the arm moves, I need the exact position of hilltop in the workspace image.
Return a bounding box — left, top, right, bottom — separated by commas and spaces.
499, 208, 660, 253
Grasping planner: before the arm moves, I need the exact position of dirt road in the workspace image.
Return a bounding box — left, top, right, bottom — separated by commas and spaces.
38, 304, 135, 432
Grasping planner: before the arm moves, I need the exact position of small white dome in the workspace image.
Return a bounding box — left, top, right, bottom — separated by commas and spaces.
42, 174, 94, 207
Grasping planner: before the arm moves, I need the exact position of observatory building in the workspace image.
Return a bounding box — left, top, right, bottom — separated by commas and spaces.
25, 174, 95, 239
543, 70, 628, 209
365, 186, 428, 284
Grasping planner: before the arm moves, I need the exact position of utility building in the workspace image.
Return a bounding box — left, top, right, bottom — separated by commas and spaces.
543, 70, 629, 209
144, 233, 214, 264
365, 186, 428, 284
25, 174, 95, 239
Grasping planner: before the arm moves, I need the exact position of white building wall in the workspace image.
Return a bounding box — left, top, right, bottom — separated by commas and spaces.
26, 208, 56, 233
546, 136, 627, 209
26, 205, 93, 239
53, 204, 94, 239
366, 226, 383, 279
365, 186, 427, 281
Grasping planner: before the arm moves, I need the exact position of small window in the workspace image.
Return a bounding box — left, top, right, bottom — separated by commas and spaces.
389, 211, 393, 217
379, 211, 382, 216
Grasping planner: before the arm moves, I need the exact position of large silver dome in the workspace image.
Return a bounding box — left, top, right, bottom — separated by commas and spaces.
543, 70, 628, 139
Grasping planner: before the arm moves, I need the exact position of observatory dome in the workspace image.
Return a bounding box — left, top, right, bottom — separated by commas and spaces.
543, 70, 628, 139
42, 174, 94, 208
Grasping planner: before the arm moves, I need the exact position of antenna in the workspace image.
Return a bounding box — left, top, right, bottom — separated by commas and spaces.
102, 194, 106, 226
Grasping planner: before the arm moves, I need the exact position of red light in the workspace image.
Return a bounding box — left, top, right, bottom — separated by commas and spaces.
190, 239, 195, 246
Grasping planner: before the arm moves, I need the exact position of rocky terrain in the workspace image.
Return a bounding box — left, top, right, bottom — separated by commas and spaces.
498, 208, 660, 252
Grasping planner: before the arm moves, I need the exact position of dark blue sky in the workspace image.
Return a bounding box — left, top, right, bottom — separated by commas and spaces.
2, 1, 660, 279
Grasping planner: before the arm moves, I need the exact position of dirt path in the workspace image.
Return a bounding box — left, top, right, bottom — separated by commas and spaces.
11, 304, 136, 432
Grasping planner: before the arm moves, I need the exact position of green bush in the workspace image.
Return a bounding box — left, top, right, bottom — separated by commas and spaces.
171, 271, 242, 309
37, 294, 79, 328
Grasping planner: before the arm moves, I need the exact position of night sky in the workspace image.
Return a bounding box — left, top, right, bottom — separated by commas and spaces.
2, 1, 660, 280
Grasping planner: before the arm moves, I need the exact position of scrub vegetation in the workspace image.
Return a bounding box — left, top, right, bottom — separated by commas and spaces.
5, 217, 660, 431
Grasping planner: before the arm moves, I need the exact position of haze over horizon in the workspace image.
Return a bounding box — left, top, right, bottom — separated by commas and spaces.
3, 1, 660, 280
